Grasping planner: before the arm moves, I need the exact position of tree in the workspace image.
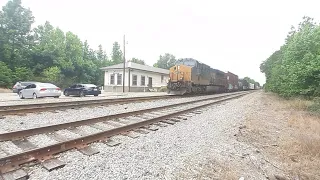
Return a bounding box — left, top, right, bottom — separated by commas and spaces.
153, 53, 176, 69
31, 21, 56, 75
0, 0, 34, 69
42, 66, 61, 84
129, 58, 145, 65
13, 67, 34, 82
111, 41, 122, 64
261, 16, 320, 97
0, 1, 155, 88
243, 77, 256, 84
64, 31, 84, 82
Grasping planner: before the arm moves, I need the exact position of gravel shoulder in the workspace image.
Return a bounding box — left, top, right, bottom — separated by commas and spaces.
23, 91, 276, 180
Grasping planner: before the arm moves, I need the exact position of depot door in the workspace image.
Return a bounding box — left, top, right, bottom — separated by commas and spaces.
148, 77, 152, 88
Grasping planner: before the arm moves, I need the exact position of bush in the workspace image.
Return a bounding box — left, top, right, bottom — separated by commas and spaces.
12, 67, 34, 82
308, 98, 320, 115
0, 62, 13, 88
159, 86, 168, 92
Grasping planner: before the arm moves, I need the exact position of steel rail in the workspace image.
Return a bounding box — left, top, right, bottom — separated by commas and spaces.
0, 92, 250, 173
0, 92, 246, 141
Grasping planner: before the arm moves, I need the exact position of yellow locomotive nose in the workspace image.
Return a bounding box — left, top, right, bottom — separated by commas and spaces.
168, 64, 192, 95
169, 64, 191, 82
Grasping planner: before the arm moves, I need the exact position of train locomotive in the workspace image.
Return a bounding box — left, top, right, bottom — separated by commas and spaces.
167, 58, 253, 95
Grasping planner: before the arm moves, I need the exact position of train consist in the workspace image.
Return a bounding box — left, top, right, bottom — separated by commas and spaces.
167, 58, 259, 95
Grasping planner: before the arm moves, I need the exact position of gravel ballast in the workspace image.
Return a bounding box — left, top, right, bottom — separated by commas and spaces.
23, 92, 277, 180
0, 93, 241, 133
0, 92, 168, 106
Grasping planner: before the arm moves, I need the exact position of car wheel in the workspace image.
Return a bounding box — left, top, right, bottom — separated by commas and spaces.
54, 96, 59, 98
94, 94, 98, 96
32, 93, 37, 99
79, 91, 84, 97
19, 92, 24, 99
64, 91, 69, 96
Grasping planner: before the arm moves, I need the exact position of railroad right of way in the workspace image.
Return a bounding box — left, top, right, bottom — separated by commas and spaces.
0, 95, 176, 117
0, 91, 250, 178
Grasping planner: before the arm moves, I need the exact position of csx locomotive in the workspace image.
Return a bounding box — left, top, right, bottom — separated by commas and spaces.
167, 58, 253, 95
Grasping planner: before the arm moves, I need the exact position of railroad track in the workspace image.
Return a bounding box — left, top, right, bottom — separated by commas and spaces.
0, 95, 177, 117
0, 91, 250, 178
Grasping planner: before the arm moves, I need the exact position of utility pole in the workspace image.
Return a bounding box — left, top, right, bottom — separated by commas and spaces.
122, 35, 126, 93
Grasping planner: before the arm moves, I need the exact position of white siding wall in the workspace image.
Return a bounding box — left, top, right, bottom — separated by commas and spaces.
104, 69, 168, 88
104, 69, 129, 87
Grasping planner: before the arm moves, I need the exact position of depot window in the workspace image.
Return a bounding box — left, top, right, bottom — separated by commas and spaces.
110, 74, 115, 85
132, 75, 137, 86
141, 76, 145, 86
117, 74, 122, 85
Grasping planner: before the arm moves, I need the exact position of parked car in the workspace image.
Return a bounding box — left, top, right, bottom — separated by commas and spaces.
12, 81, 39, 93
64, 84, 101, 97
19, 83, 61, 99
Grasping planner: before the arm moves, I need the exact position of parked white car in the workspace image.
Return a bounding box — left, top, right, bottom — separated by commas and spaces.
19, 83, 61, 99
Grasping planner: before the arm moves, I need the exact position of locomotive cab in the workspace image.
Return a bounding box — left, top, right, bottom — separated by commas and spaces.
167, 60, 193, 95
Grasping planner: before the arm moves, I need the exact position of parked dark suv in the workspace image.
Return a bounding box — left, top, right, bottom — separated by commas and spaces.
64, 84, 101, 97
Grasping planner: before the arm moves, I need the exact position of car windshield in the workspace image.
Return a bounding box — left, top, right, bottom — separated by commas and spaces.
38, 83, 57, 88
21, 82, 32, 86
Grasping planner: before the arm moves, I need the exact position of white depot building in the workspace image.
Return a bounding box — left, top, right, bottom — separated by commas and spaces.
100, 62, 169, 92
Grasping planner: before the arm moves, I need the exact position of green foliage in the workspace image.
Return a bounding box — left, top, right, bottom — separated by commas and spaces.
0, 62, 12, 88
0, 0, 34, 69
243, 77, 256, 84
42, 66, 61, 84
153, 53, 176, 69
159, 86, 168, 92
130, 58, 146, 65
0, 1, 163, 89
13, 67, 34, 82
261, 16, 320, 97
111, 42, 122, 64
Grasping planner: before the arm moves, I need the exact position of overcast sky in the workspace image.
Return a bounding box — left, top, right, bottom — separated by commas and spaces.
1, 0, 319, 84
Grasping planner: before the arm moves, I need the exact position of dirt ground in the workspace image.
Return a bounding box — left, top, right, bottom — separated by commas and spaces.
237, 92, 320, 180
174, 91, 320, 180
0, 88, 11, 93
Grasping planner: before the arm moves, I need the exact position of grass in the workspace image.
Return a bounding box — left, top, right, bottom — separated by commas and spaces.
175, 158, 238, 180
308, 98, 320, 115
0, 88, 11, 93
244, 92, 320, 179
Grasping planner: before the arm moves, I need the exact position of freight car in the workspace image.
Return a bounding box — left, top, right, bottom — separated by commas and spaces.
167, 58, 227, 95
225, 71, 238, 92
249, 83, 255, 90
238, 79, 249, 90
